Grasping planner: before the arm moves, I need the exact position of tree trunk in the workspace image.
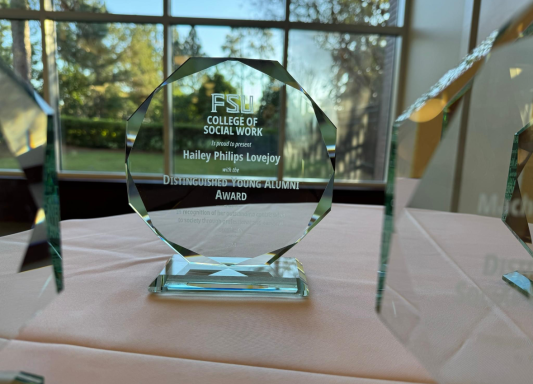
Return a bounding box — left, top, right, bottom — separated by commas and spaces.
10, 0, 32, 82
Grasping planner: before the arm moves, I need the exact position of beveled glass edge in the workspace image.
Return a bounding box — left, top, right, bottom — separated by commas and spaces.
125, 57, 336, 265
502, 271, 533, 297
148, 254, 309, 297
0, 371, 44, 384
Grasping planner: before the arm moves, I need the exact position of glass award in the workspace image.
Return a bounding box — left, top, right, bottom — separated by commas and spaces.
127, 58, 336, 297
0, 372, 45, 384
0, 60, 63, 383
377, 5, 533, 383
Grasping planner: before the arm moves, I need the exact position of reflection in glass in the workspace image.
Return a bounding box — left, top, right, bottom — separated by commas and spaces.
290, 0, 398, 26
171, 27, 286, 178
56, 22, 164, 173
171, 0, 285, 21
288, 30, 396, 181
54, 0, 163, 16
170, 61, 284, 178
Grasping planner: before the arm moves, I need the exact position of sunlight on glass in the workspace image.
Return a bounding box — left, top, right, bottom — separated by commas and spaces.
290, 0, 398, 26
288, 30, 396, 182
56, 22, 164, 173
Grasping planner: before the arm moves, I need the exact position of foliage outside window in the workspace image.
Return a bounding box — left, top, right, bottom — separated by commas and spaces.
0, 0, 401, 184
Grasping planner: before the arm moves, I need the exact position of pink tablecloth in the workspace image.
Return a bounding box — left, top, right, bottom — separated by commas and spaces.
0, 204, 434, 384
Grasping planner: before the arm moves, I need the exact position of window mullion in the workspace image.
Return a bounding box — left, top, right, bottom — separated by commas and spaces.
277, 0, 291, 182
41, 0, 62, 172
163, 0, 173, 175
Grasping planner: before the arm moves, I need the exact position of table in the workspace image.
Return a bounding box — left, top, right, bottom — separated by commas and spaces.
0, 204, 434, 384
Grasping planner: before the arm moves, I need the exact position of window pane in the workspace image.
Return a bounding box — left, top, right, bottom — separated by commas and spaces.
288, 30, 396, 182
171, 0, 285, 21
0, 0, 38, 10
56, 22, 164, 173
54, 0, 163, 16
0, 20, 43, 92
290, 0, 399, 26
172, 26, 284, 68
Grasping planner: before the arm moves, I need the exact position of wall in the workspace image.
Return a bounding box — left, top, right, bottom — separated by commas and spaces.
401, 0, 533, 112
401, 0, 478, 112
477, 0, 533, 44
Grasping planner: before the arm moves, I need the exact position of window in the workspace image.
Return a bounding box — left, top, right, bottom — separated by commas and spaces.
172, 26, 284, 65
289, 31, 396, 181
0, 0, 405, 186
0, 0, 39, 10
290, 0, 399, 26
0, 19, 42, 92
56, 22, 164, 172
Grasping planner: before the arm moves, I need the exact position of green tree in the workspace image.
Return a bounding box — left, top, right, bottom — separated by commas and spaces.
55, 0, 107, 12
0, 16, 43, 92
222, 28, 276, 59
173, 27, 204, 59
260, 0, 395, 179
173, 72, 237, 125
57, 22, 163, 121
10, 0, 32, 82
290, 0, 392, 25
0, 21, 13, 66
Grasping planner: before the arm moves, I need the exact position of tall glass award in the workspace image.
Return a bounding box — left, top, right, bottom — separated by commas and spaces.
127, 58, 336, 297
0, 60, 63, 383
377, 4, 533, 383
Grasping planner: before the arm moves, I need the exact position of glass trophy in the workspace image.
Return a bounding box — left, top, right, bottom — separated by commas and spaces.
0, 60, 63, 384
0, 372, 44, 384
127, 58, 336, 297
377, 4, 533, 384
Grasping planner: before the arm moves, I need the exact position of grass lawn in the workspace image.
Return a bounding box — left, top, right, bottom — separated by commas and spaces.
0, 157, 19, 170
64, 147, 163, 173
0, 147, 145, 173
64, 148, 280, 176
1, 146, 330, 179
0, 142, 20, 170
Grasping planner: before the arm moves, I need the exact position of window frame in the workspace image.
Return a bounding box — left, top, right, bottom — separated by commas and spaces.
0, 0, 409, 189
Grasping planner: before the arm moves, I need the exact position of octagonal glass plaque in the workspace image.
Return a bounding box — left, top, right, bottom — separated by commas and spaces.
127, 58, 336, 297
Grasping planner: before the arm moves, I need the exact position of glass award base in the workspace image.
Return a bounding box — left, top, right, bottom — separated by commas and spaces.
149, 255, 309, 297
0, 372, 43, 384
502, 271, 533, 297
